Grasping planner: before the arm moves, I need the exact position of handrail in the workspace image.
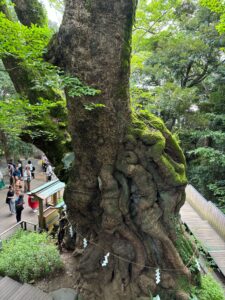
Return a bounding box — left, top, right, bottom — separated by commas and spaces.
0, 220, 38, 240
186, 184, 225, 241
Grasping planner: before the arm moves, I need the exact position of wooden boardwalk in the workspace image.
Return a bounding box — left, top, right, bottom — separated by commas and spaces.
180, 201, 225, 277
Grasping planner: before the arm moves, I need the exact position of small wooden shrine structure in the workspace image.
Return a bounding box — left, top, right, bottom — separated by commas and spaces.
27, 179, 65, 231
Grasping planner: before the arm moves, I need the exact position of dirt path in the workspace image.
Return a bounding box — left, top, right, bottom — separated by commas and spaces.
34, 251, 79, 293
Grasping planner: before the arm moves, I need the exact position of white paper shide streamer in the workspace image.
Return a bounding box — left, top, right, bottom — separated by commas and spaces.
101, 252, 110, 267
83, 238, 88, 249
155, 268, 161, 284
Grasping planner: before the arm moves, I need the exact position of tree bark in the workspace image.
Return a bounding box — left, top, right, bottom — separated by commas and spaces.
46, 1, 196, 299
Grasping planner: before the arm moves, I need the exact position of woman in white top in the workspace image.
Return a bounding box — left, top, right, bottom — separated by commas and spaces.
46, 164, 53, 182
23, 166, 32, 193
27, 160, 35, 179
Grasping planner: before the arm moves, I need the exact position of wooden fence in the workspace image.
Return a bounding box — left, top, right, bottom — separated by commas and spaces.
186, 184, 225, 241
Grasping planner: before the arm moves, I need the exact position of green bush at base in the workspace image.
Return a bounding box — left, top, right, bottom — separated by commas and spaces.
191, 274, 225, 300
0, 230, 63, 282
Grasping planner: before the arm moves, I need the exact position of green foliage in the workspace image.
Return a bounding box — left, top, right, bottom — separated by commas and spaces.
0, 97, 27, 135
132, 0, 225, 212
8, 138, 33, 160
0, 60, 15, 98
0, 3, 101, 145
0, 95, 66, 138
61, 75, 101, 97
193, 274, 225, 300
0, 12, 52, 62
176, 274, 225, 300
175, 224, 199, 274
200, 0, 225, 34
0, 230, 63, 282
187, 146, 225, 211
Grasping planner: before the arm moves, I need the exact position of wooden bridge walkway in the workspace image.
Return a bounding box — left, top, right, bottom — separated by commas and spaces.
180, 186, 225, 277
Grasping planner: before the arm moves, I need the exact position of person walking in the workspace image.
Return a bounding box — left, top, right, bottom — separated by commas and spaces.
8, 162, 15, 186
42, 155, 48, 172
0, 170, 5, 189
15, 178, 23, 194
6, 185, 15, 214
46, 163, 53, 182
17, 160, 23, 178
23, 166, 32, 193
15, 191, 24, 222
13, 167, 21, 184
27, 160, 35, 179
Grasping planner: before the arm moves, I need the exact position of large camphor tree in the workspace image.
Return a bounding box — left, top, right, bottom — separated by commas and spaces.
47, 1, 194, 299
1, 0, 198, 299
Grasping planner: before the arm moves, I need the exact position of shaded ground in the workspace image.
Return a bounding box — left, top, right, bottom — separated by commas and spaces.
34, 251, 79, 293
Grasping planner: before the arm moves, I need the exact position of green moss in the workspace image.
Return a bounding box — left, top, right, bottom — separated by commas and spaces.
146, 135, 165, 159
159, 155, 187, 186
128, 111, 187, 186
120, 2, 134, 73
138, 109, 168, 132
124, 134, 137, 145
175, 231, 196, 271
137, 110, 186, 165
166, 133, 186, 166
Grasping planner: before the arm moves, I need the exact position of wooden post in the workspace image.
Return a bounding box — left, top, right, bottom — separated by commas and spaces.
53, 193, 57, 206
37, 196, 44, 231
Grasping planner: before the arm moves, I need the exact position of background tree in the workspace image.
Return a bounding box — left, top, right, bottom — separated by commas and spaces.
132, 0, 225, 212
0, 0, 71, 172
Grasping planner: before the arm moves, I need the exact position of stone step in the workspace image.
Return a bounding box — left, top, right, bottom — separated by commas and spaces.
0, 276, 22, 300
8, 283, 53, 300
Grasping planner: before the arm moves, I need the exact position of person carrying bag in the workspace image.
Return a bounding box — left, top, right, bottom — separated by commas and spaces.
15, 192, 24, 222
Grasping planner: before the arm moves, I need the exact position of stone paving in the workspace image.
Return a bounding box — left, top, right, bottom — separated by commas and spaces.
0, 159, 46, 235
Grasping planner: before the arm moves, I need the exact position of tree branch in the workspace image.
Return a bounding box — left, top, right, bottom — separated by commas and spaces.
181, 60, 194, 88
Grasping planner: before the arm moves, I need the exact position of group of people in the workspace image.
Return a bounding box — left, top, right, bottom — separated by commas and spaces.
4, 159, 36, 222
1, 157, 54, 223
8, 159, 35, 193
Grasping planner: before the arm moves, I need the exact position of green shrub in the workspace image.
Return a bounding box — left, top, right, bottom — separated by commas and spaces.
0, 230, 63, 282
193, 274, 225, 300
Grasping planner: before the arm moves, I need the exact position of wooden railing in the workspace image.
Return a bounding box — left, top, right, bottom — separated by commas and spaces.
186, 184, 225, 240
0, 220, 38, 241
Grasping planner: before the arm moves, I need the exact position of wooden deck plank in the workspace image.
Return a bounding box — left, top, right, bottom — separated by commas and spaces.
181, 201, 225, 277
8, 283, 52, 300
0, 276, 22, 300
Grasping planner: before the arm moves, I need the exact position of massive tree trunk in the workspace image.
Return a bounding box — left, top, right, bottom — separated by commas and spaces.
0, 0, 197, 298
46, 1, 197, 299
